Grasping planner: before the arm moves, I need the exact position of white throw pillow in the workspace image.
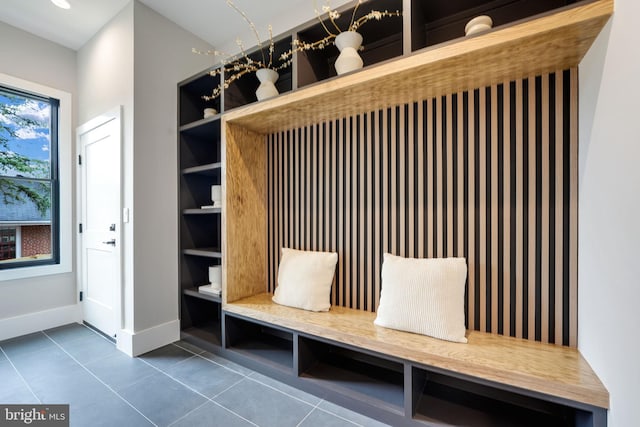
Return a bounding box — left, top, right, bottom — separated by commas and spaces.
374, 253, 468, 343
272, 248, 338, 312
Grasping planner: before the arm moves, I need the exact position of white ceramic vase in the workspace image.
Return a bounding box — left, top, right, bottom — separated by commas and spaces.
465, 15, 493, 36
334, 31, 364, 75
255, 68, 279, 101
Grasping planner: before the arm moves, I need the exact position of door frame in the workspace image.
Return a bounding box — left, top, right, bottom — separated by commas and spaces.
76, 106, 123, 337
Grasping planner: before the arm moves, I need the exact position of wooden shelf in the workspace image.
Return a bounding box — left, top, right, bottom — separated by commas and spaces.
182, 208, 221, 215
183, 248, 222, 258
183, 287, 222, 303
223, 0, 612, 134
182, 162, 221, 176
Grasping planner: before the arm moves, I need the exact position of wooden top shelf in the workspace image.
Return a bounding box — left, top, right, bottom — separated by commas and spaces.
225, 292, 609, 410
224, 0, 612, 134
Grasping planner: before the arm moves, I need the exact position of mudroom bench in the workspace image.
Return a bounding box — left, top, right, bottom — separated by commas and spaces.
219, 293, 608, 427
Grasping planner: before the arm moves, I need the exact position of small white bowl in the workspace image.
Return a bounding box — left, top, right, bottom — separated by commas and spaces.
203, 108, 218, 118
465, 15, 493, 36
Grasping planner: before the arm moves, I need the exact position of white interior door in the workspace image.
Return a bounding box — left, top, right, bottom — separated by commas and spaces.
78, 109, 121, 338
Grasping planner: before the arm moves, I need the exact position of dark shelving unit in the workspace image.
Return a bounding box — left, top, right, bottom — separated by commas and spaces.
178, 70, 224, 350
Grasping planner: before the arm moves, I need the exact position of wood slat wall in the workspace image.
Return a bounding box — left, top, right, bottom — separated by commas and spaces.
266, 68, 578, 346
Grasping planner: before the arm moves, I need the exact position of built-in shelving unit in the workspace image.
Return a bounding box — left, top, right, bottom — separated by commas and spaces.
177, 0, 613, 424
178, 69, 224, 350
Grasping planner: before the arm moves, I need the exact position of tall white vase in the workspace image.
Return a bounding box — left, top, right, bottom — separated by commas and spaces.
255, 68, 279, 101
334, 31, 364, 75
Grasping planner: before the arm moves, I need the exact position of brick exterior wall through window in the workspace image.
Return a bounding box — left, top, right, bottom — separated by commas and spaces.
21, 225, 51, 257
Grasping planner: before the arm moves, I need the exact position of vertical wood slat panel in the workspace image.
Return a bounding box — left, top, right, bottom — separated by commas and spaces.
479, 88, 487, 333
569, 68, 579, 347
528, 76, 537, 341
266, 69, 578, 347
555, 70, 564, 346
467, 90, 476, 331
503, 80, 511, 337
491, 84, 499, 334
515, 80, 524, 339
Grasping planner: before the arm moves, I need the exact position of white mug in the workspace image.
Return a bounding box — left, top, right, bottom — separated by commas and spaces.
211, 185, 222, 206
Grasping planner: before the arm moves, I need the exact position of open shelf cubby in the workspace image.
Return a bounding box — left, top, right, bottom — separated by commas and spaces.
410, 0, 579, 51
296, 0, 403, 88
179, 69, 221, 126
223, 36, 294, 112
298, 336, 405, 415
224, 314, 294, 373
411, 368, 583, 427
180, 213, 220, 251
181, 294, 222, 348
179, 119, 221, 170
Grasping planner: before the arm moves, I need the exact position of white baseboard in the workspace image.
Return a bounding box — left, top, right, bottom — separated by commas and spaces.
0, 304, 82, 341
117, 319, 180, 357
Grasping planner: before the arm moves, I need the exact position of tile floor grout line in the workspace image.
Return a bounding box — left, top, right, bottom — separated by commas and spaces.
313, 400, 366, 427
209, 376, 246, 400
179, 344, 249, 377
245, 373, 317, 407
295, 399, 322, 427
166, 400, 211, 427
171, 342, 250, 378
0, 346, 42, 404
166, 376, 257, 427
209, 400, 261, 427
137, 355, 213, 401
171, 341, 206, 356
136, 356, 265, 426
41, 331, 158, 427
194, 352, 249, 377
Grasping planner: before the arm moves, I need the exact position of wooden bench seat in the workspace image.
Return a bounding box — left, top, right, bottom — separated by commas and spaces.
224, 292, 609, 410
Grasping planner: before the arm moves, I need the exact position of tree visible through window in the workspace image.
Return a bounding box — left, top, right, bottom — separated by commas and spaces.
0, 85, 59, 268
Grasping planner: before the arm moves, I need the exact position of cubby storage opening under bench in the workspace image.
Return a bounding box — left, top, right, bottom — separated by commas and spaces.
220, 293, 609, 427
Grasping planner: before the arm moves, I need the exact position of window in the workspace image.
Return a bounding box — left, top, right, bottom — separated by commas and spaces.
0, 85, 59, 269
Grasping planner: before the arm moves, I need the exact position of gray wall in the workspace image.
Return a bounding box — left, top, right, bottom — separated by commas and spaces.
578, 0, 640, 425
131, 1, 215, 331
77, 1, 213, 340
0, 22, 77, 320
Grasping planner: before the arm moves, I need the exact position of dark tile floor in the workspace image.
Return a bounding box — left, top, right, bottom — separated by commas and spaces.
0, 323, 390, 427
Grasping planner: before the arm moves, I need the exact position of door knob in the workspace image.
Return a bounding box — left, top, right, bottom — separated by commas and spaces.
102, 239, 116, 246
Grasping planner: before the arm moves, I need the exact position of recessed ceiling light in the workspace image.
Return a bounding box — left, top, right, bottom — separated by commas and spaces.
51, 0, 71, 9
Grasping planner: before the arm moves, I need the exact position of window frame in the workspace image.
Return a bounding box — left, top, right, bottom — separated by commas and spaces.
0, 86, 60, 269
0, 73, 72, 281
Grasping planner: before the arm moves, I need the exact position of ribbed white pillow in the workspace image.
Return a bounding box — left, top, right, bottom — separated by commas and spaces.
374, 254, 468, 343
272, 248, 338, 312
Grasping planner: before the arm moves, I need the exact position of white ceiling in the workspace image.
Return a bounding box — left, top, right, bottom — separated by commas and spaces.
0, 0, 318, 51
